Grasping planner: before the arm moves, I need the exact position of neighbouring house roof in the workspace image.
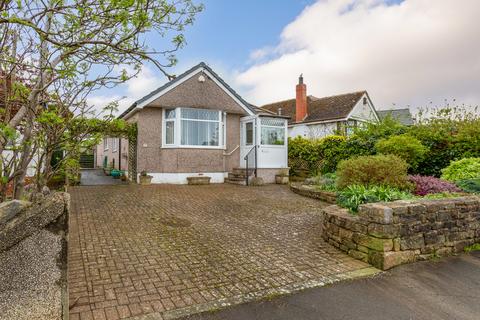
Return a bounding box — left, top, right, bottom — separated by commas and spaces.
377, 108, 415, 126
261, 91, 368, 125
118, 62, 257, 119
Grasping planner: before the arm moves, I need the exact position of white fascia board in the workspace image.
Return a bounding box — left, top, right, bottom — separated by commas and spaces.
130, 67, 254, 117
288, 118, 347, 127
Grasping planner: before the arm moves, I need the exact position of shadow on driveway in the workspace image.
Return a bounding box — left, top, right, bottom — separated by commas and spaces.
184, 252, 480, 320
79, 169, 127, 186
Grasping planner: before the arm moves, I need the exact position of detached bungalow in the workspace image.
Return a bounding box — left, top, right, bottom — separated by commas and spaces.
261, 75, 379, 138
96, 62, 289, 184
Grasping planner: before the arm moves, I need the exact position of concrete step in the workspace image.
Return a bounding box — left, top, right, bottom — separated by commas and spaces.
232, 168, 255, 176
228, 172, 247, 180
225, 178, 247, 186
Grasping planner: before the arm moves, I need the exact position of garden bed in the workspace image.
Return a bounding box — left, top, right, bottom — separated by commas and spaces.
322, 196, 480, 270
290, 183, 337, 204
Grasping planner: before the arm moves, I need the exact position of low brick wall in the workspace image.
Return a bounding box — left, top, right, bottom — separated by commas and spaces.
322, 196, 480, 270
290, 183, 337, 204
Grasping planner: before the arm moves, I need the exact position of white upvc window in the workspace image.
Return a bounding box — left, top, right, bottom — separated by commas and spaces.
112, 138, 118, 152
104, 138, 109, 151
260, 117, 286, 146
162, 107, 225, 149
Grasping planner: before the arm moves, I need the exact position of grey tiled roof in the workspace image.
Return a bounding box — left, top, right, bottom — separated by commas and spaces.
377, 108, 415, 125
118, 62, 256, 119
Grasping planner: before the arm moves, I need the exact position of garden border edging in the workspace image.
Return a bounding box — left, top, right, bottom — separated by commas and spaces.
290, 183, 337, 204
322, 196, 480, 270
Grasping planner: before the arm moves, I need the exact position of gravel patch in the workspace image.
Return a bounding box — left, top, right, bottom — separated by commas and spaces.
0, 229, 63, 320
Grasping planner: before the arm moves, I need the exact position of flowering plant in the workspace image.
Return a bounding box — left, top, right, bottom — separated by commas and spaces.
409, 175, 461, 196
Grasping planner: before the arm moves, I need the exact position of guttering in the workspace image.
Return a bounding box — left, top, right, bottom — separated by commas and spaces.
288, 118, 347, 127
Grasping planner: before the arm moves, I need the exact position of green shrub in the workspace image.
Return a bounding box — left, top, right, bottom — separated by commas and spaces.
288, 136, 322, 176
353, 116, 407, 142
318, 135, 347, 173
408, 107, 480, 176
375, 134, 428, 171
340, 117, 407, 165
336, 185, 413, 213
441, 158, 480, 182
336, 154, 411, 190
454, 119, 480, 158
408, 122, 457, 176
455, 178, 480, 193
288, 135, 349, 176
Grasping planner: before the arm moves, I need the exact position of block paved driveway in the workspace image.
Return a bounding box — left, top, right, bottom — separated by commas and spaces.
68, 184, 376, 320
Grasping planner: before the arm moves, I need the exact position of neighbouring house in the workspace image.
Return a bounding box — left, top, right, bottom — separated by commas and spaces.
95, 62, 289, 184
261, 75, 379, 138
1, 72, 39, 178
377, 108, 415, 126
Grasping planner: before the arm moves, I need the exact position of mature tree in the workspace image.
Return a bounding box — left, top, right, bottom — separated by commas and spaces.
0, 0, 203, 199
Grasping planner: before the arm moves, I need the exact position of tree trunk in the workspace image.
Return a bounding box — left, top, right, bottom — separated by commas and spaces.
13, 117, 33, 199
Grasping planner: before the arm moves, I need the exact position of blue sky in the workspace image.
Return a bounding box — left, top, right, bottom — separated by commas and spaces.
175, 0, 315, 70
90, 0, 480, 115
90, 0, 316, 113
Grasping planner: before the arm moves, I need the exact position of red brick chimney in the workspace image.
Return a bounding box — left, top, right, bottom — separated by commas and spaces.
295, 74, 307, 122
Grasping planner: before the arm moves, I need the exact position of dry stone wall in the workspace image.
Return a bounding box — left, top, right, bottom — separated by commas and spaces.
322, 196, 480, 270
290, 184, 337, 204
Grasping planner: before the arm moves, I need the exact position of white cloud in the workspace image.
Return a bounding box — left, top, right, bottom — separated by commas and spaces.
235, 0, 480, 111
88, 65, 165, 116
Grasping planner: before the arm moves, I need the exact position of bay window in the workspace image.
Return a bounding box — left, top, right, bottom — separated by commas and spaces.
260, 117, 285, 146
163, 107, 225, 148
164, 109, 176, 145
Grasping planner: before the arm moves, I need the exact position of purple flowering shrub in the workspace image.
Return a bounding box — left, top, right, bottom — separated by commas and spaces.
409, 175, 461, 196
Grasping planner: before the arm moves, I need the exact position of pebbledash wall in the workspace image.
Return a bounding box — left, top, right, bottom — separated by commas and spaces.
322, 196, 480, 270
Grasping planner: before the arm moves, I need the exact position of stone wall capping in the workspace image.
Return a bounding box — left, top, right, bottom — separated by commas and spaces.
322, 196, 480, 270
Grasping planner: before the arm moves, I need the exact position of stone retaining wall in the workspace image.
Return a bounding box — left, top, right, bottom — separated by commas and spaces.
322, 196, 480, 270
290, 184, 337, 204
0, 192, 70, 253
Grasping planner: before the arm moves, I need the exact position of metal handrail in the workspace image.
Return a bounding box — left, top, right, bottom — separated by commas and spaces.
244, 145, 258, 186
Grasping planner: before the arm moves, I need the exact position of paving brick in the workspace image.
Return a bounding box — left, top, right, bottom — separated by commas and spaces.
104, 306, 119, 320
116, 305, 131, 319
69, 184, 370, 319
91, 309, 106, 320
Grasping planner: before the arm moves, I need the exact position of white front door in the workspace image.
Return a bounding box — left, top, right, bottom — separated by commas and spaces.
240, 117, 255, 168
257, 117, 288, 168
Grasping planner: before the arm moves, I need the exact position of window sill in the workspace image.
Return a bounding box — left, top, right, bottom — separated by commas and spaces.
161, 145, 226, 150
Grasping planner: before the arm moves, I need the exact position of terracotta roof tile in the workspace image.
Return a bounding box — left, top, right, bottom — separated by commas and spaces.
261, 91, 367, 124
